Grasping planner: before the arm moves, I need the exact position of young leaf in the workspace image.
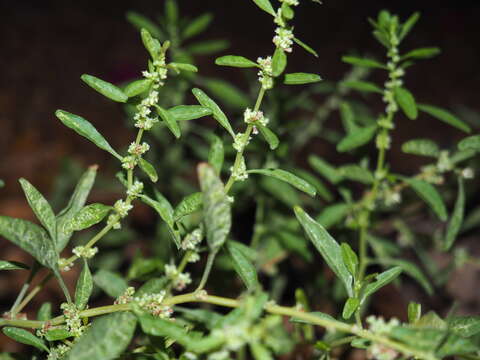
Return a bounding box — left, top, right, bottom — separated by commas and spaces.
272, 48, 287, 77
377, 258, 433, 295
66, 312, 137, 360
341, 80, 383, 94
215, 55, 259, 68
165, 0, 178, 24
65, 203, 111, 232
308, 155, 343, 184
399, 12, 420, 41
75, 260, 93, 310
93, 269, 128, 298
402, 139, 440, 157
342, 298, 360, 319
138, 158, 158, 183
37, 302, 52, 321
294, 206, 353, 296
19, 178, 56, 241
316, 203, 349, 229
45, 328, 72, 342
337, 125, 377, 152
226, 241, 258, 291
341, 243, 358, 277
458, 135, 480, 152
141, 28, 161, 59
156, 105, 181, 139
55, 110, 122, 160
284, 73, 322, 85
183, 13, 213, 40
361, 266, 402, 303
2, 327, 49, 352
0, 216, 58, 270
208, 135, 224, 175
126, 11, 164, 40
248, 169, 316, 197
256, 123, 279, 150
192, 88, 235, 137
418, 104, 471, 133
81, 74, 128, 103
293, 37, 318, 57
339, 102, 357, 134
408, 302, 422, 324
169, 62, 198, 73
401, 47, 441, 60
293, 169, 333, 202
339, 165, 374, 184
405, 178, 448, 221
443, 178, 465, 251
342, 56, 386, 69
0, 260, 28, 271
123, 79, 152, 98
251, 0, 276, 17
174, 192, 203, 221
168, 105, 213, 122
394, 87, 418, 120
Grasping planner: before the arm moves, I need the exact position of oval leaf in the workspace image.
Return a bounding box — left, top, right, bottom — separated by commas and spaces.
168, 105, 212, 122
394, 87, 418, 120
81, 74, 128, 103
337, 125, 377, 152
65, 203, 111, 232
248, 169, 316, 197
342, 56, 386, 69
341, 80, 383, 94
256, 124, 279, 150
208, 135, 224, 175
402, 139, 440, 157
0, 260, 28, 271
2, 327, 48, 352
284, 72, 322, 85
156, 105, 181, 139
405, 178, 448, 221
192, 88, 235, 137
272, 48, 287, 77
458, 135, 480, 152
93, 269, 128, 298
251, 0, 276, 17
124, 79, 152, 98
361, 266, 402, 303
215, 55, 258, 68
139, 158, 158, 183
226, 241, 258, 291
174, 192, 203, 221
342, 297, 360, 319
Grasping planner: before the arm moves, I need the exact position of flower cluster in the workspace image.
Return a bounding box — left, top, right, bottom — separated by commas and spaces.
107, 199, 132, 230
366, 316, 401, 360
165, 264, 192, 291
244, 108, 269, 126
181, 228, 203, 263
47, 344, 71, 360
115, 287, 136, 305
58, 258, 72, 272
142, 57, 168, 89
128, 142, 150, 156
134, 90, 160, 131
127, 180, 144, 198
273, 27, 294, 53
61, 302, 87, 337
72, 246, 98, 259
135, 291, 173, 318
257, 56, 273, 90
233, 132, 251, 152
230, 156, 248, 182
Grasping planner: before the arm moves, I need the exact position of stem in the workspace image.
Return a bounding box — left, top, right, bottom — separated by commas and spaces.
15, 273, 53, 314
195, 251, 217, 291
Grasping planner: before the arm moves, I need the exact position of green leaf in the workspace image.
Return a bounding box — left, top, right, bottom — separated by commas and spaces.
256, 124, 279, 150
66, 312, 137, 360
449, 316, 480, 338
394, 87, 418, 120
339, 165, 374, 184
402, 47, 441, 60
0, 216, 58, 270
361, 266, 402, 303
169, 62, 198, 73
192, 88, 235, 137
135, 277, 169, 298
93, 269, 128, 298
294, 206, 353, 296
174, 192, 203, 221
168, 105, 213, 122
342, 56, 386, 69
81, 74, 128, 103
405, 178, 448, 221
2, 327, 48, 352
226, 241, 258, 291
290, 311, 336, 324
377, 258, 433, 295
215, 55, 259, 68
418, 104, 470, 133
64, 203, 111, 232
156, 105, 181, 138
37, 302, 52, 321
293, 37, 318, 57
55, 110, 122, 160
402, 139, 440, 157
251, 0, 276, 17
316, 203, 349, 229
408, 302, 422, 324
141, 28, 161, 59
75, 260, 93, 310
458, 135, 480, 151
183, 13, 213, 40
198, 163, 231, 252
203, 79, 250, 109
443, 178, 465, 251
123, 79, 152, 97
126, 12, 164, 40
248, 169, 316, 197
292, 169, 333, 202
208, 135, 224, 175
308, 156, 343, 184
138, 158, 158, 183
341, 243, 358, 277
399, 12, 420, 41
337, 125, 377, 152
284, 73, 322, 85
0, 260, 28, 271
250, 342, 273, 360
19, 178, 56, 241
339, 102, 357, 134
272, 48, 287, 77
342, 297, 360, 319
165, 0, 178, 24
341, 80, 383, 94
187, 39, 229, 55
45, 328, 72, 342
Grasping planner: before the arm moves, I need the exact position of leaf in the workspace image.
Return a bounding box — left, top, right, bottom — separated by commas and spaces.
284, 73, 322, 85
66, 312, 137, 360
394, 87, 418, 120
342, 298, 360, 319
0, 216, 58, 270
81, 74, 128, 103
192, 88, 235, 137
64, 203, 111, 232
75, 260, 93, 310
337, 125, 377, 152
378, 258, 433, 295
250, 342, 273, 360
203, 79, 250, 109
293, 169, 333, 202
123, 79, 152, 97
339, 165, 374, 184
156, 105, 181, 138
141, 28, 161, 59
208, 135, 224, 175
316, 203, 349, 229
408, 302, 422, 324
449, 316, 480, 338
198, 163, 231, 252
443, 178, 465, 251
272, 48, 287, 77
55, 110, 122, 160
418, 104, 470, 133
126, 11, 164, 40
458, 135, 480, 151
45, 328, 72, 342
135, 277, 169, 298
342, 56, 386, 69
402, 139, 440, 157
37, 302, 52, 321
341, 80, 383, 94
19, 178, 56, 241
402, 47, 441, 60
341, 243, 358, 277
174, 192, 203, 221
405, 178, 448, 221
251, 0, 276, 17
399, 12, 420, 41
256, 124, 279, 150
0, 260, 28, 271
168, 105, 213, 122
308, 155, 343, 184
215, 55, 259, 68
183, 13, 213, 40
226, 241, 258, 291
339, 102, 357, 134
93, 269, 128, 298
293, 37, 318, 57
138, 158, 158, 183
248, 169, 316, 197
361, 267, 402, 303
169, 62, 198, 73
290, 311, 336, 324
187, 39, 230, 55
2, 327, 48, 352
294, 206, 353, 296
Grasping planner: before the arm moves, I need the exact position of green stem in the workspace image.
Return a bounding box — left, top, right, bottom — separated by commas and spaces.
15, 273, 53, 314
195, 251, 217, 291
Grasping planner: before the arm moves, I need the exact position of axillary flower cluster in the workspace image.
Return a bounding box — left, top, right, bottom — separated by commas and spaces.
116, 287, 173, 318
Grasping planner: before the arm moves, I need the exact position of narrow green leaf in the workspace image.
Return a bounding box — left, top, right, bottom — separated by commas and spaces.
341, 80, 383, 94
19, 178, 56, 241
169, 62, 198, 73
64, 203, 111, 232
226, 241, 258, 291
2, 327, 48, 352
141, 28, 161, 59
272, 48, 287, 77
361, 266, 402, 303
45, 328, 72, 342
138, 158, 158, 183
248, 169, 316, 197
316, 203, 349, 229
342, 56, 386, 69
443, 178, 465, 251
187, 39, 229, 55
337, 125, 377, 152
174, 192, 203, 221
165, 0, 178, 24
250, 342, 273, 360
377, 258, 433, 295
126, 12, 164, 40
394, 87, 418, 120
339, 102, 357, 134
81, 74, 128, 103
192, 88, 235, 137
293, 37, 318, 57
182, 13, 213, 40
408, 302, 422, 324
208, 135, 224, 175
0, 260, 28, 271
251, 0, 276, 17
168, 105, 212, 122
341, 243, 358, 277
418, 104, 470, 133
256, 124, 279, 150
405, 178, 448, 221
402, 139, 440, 157
215, 55, 259, 68
37, 302, 52, 321
399, 12, 420, 41
458, 135, 480, 151
75, 260, 93, 310
402, 47, 441, 60
140, 193, 179, 247
156, 105, 181, 138
66, 312, 137, 360
123, 79, 152, 98
203, 79, 250, 109
93, 269, 128, 298
308, 156, 343, 184
294, 206, 353, 296
342, 298, 360, 319
292, 169, 333, 202
55, 110, 122, 160
284, 72, 322, 85
339, 165, 374, 184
